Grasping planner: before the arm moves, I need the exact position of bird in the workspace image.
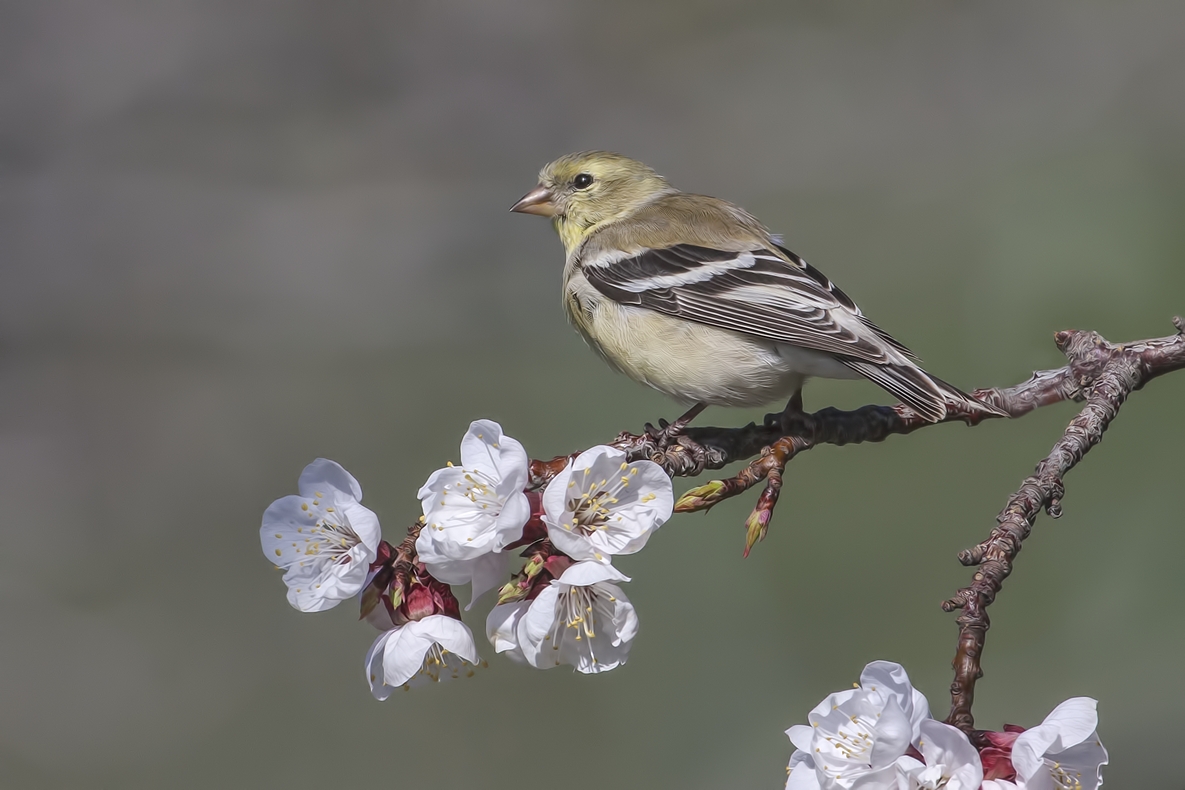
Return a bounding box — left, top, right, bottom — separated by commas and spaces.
510, 151, 1001, 428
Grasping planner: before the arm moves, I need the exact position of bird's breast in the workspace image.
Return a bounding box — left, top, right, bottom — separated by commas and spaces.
563, 288, 804, 406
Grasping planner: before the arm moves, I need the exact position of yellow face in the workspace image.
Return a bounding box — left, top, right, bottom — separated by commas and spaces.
510, 151, 670, 252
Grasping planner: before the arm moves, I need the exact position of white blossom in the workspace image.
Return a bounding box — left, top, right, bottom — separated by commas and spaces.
364, 615, 482, 699
784, 661, 935, 790
511, 561, 638, 673
902, 719, 983, 790
787, 725, 983, 790
543, 445, 672, 563
1010, 698, 1107, 790
416, 420, 530, 601
260, 458, 381, 612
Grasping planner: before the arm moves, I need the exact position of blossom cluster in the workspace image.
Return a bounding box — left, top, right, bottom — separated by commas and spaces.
259, 420, 672, 696
257, 422, 1109, 786
784, 661, 1108, 790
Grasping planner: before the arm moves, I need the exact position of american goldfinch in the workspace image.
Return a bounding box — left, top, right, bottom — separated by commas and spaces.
511, 151, 999, 424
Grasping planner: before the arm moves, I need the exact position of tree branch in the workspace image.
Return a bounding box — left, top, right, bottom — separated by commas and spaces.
527, 316, 1185, 737
526, 362, 1074, 490
942, 317, 1185, 738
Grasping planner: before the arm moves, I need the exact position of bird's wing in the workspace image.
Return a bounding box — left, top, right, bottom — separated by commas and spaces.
580, 243, 919, 365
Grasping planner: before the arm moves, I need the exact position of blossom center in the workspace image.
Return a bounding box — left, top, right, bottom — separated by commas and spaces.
544, 584, 615, 666
1047, 760, 1084, 790
443, 469, 505, 514
279, 504, 362, 570
413, 643, 476, 685
917, 772, 953, 790
817, 714, 878, 773
566, 466, 637, 534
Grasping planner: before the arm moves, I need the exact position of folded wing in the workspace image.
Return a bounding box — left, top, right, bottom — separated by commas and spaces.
581, 243, 975, 422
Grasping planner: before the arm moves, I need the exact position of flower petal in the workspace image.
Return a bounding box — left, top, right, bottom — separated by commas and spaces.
785, 751, 823, 790
299, 458, 363, 501
785, 725, 815, 753
485, 601, 529, 662
859, 660, 930, 738
379, 625, 427, 688
339, 499, 382, 552
465, 552, 508, 610
413, 551, 474, 586
365, 630, 395, 700
493, 490, 530, 548
1032, 697, 1099, 749
283, 550, 372, 611
283, 563, 343, 612
415, 615, 480, 664
806, 688, 860, 725
576, 445, 626, 478
541, 459, 575, 525
517, 584, 560, 670
557, 560, 631, 586
260, 494, 313, 566
417, 465, 465, 506
1012, 697, 1101, 781
624, 460, 674, 522
460, 420, 529, 490
916, 719, 983, 790
867, 695, 913, 769
601, 583, 638, 646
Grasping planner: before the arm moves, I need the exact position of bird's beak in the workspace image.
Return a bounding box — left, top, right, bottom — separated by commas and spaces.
509, 184, 557, 217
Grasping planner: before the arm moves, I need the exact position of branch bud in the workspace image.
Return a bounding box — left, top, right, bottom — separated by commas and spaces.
674, 479, 727, 512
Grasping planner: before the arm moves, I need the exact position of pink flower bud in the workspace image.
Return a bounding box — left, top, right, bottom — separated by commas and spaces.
979, 725, 1024, 781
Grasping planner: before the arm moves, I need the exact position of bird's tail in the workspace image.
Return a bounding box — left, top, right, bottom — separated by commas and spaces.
841, 359, 1007, 423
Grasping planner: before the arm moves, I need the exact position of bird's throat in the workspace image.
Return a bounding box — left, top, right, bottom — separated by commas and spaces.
554, 216, 589, 256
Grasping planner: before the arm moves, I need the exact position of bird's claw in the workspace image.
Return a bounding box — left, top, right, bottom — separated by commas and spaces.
643, 416, 684, 446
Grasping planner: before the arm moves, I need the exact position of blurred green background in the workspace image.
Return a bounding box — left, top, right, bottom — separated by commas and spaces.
2, 1, 1183, 787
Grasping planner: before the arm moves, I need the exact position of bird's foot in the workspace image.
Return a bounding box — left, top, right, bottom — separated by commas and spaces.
762, 389, 809, 435
611, 403, 712, 477
641, 416, 690, 450
643, 402, 706, 446
614, 421, 711, 478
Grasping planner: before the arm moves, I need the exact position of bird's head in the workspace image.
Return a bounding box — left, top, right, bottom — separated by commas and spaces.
511, 151, 671, 250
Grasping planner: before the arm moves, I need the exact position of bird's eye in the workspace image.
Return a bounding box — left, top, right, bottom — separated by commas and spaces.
573, 173, 594, 190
